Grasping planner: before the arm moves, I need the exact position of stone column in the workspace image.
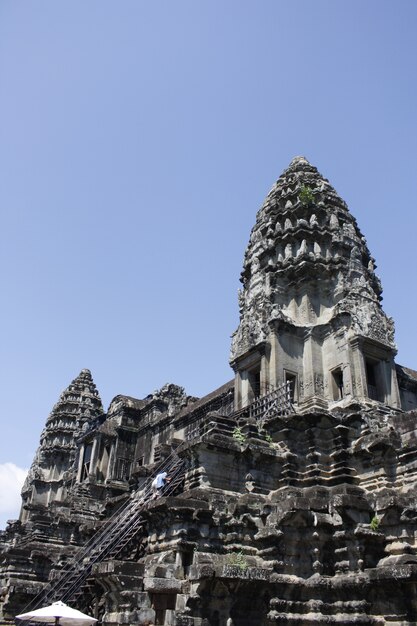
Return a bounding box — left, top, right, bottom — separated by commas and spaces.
268, 331, 279, 391
76, 443, 85, 482
89, 437, 100, 480
300, 330, 327, 409
302, 330, 315, 402
240, 370, 250, 408
349, 337, 366, 400
388, 359, 401, 409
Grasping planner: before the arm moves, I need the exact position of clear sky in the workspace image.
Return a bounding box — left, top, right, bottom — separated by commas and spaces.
1, 1, 416, 528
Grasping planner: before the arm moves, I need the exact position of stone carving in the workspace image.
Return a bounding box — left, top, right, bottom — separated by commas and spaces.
329, 213, 339, 229
222, 566, 270, 580
343, 222, 357, 239
298, 239, 307, 256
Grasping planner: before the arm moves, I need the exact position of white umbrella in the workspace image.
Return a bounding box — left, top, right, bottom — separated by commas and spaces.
16, 600, 97, 626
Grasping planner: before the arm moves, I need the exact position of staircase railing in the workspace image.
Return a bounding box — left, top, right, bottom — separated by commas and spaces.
18, 452, 186, 616
233, 381, 294, 421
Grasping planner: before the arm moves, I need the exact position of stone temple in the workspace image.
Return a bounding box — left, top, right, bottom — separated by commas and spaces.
2, 157, 417, 626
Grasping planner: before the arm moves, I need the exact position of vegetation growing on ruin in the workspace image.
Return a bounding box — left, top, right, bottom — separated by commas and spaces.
232, 426, 246, 444
299, 185, 315, 206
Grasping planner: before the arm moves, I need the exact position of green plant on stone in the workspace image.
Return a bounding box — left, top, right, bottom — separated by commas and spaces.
233, 426, 246, 444
370, 515, 380, 531
227, 550, 248, 571
264, 432, 273, 445
299, 185, 315, 206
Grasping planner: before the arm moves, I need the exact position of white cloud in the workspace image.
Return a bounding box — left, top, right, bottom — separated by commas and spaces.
0, 462, 28, 528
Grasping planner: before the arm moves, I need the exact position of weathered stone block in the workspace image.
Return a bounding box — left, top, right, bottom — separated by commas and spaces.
143, 577, 182, 592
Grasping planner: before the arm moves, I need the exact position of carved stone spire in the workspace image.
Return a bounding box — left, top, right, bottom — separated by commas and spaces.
231, 157, 400, 410
20, 369, 104, 521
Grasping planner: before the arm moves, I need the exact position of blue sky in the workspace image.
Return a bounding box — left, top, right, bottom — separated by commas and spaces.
1, 1, 416, 528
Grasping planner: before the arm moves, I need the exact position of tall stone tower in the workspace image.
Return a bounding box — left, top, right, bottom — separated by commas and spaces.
231, 156, 400, 412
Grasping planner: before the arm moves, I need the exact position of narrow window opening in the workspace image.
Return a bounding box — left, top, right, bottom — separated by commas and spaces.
285, 372, 297, 403
366, 360, 380, 401
81, 443, 93, 482
115, 458, 132, 481
331, 368, 344, 400
248, 367, 261, 400
151, 593, 177, 625
96, 444, 111, 483
182, 550, 194, 569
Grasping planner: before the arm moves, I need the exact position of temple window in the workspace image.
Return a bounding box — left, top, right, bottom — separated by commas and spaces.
365, 358, 383, 401
114, 457, 132, 481
151, 593, 177, 625
80, 443, 93, 481
331, 367, 344, 400
181, 549, 194, 570
96, 444, 111, 483
248, 366, 261, 400
284, 371, 298, 403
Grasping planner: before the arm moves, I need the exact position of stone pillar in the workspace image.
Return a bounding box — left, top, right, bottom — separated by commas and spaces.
240, 370, 250, 408
311, 334, 324, 397
260, 353, 267, 395
302, 331, 314, 402
369, 357, 399, 409
89, 437, 100, 480
388, 360, 401, 409
234, 370, 242, 411
349, 337, 366, 400
268, 332, 279, 391
76, 444, 85, 482
299, 330, 327, 410
107, 444, 116, 481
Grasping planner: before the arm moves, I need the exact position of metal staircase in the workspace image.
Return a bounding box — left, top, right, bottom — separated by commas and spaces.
21, 453, 186, 614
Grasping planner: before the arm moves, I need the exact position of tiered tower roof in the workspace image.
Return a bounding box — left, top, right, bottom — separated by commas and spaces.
21, 369, 103, 508
40, 368, 103, 455
231, 157, 394, 362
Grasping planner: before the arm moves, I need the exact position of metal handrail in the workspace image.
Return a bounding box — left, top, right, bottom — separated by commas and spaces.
233, 381, 294, 421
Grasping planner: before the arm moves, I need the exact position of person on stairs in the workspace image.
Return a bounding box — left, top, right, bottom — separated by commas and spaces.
152, 471, 170, 498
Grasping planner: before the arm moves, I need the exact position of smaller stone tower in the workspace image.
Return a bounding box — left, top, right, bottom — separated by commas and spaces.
20, 369, 104, 523
230, 156, 400, 411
